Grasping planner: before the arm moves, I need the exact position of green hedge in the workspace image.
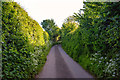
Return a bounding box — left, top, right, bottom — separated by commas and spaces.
61, 2, 120, 78
2, 2, 51, 78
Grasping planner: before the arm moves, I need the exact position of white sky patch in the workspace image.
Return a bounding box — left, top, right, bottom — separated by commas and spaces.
14, 0, 83, 28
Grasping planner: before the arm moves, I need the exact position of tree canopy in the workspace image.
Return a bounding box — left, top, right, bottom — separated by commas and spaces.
41, 19, 60, 42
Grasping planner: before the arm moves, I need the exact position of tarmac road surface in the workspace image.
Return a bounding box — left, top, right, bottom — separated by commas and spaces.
36, 45, 93, 78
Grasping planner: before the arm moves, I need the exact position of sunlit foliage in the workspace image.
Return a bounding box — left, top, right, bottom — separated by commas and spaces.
41, 19, 60, 42
2, 2, 51, 78
61, 2, 120, 78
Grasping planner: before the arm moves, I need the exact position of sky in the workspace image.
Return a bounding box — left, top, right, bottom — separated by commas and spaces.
14, 0, 83, 28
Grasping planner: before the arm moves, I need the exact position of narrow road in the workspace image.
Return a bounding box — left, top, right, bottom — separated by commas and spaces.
36, 45, 93, 78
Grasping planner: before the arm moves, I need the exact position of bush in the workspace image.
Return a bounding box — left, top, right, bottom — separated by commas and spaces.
61, 2, 120, 78
2, 2, 51, 78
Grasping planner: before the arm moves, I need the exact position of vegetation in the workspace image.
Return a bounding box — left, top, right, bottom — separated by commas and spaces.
61, 2, 120, 78
61, 16, 78, 38
1, 1, 120, 79
2, 2, 51, 78
41, 19, 60, 42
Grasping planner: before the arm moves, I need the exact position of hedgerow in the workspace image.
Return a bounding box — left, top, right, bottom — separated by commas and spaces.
2, 2, 51, 78
61, 2, 120, 78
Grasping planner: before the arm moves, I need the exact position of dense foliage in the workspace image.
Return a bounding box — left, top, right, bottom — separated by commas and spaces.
41, 19, 60, 42
61, 16, 78, 37
2, 2, 51, 78
1, 1, 120, 79
61, 2, 120, 78
0, 1, 2, 79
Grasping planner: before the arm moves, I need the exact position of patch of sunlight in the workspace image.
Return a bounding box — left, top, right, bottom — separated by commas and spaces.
69, 24, 79, 34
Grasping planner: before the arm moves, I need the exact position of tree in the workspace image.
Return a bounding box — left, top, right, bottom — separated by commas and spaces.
41, 19, 60, 42
61, 2, 120, 78
61, 16, 78, 37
